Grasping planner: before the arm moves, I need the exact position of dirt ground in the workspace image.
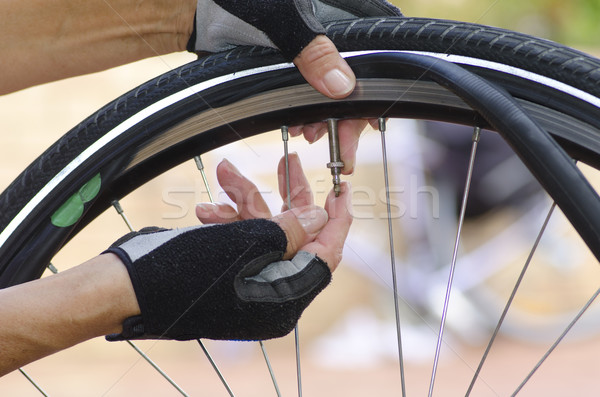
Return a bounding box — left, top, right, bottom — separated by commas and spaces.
2, 53, 600, 396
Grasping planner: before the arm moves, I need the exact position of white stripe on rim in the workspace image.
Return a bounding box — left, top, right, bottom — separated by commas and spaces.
0, 62, 293, 248
1, 50, 598, 249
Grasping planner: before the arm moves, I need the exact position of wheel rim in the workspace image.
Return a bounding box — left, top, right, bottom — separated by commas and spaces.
4, 52, 600, 395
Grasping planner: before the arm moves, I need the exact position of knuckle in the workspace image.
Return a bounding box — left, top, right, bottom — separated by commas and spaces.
297, 36, 339, 69
275, 213, 305, 258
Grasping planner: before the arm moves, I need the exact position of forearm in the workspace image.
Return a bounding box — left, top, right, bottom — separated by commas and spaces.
0, 254, 139, 376
1, 0, 195, 94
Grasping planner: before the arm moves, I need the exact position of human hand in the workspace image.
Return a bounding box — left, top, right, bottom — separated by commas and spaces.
190, 0, 401, 96
189, 1, 401, 172
104, 155, 351, 341
196, 154, 352, 271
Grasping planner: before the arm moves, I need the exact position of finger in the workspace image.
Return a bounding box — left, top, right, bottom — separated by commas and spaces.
195, 202, 242, 224
301, 122, 328, 144
271, 205, 329, 260
368, 118, 381, 129
216, 159, 272, 219
301, 182, 353, 271
293, 35, 355, 99
277, 153, 314, 211
338, 119, 368, 174
289, 125, 304, 138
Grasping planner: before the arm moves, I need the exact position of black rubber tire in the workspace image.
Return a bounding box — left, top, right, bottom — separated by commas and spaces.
1, 17, 600, 288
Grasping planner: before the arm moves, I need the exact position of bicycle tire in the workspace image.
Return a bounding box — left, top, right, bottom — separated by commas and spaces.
3, 16, 600, 396
1, 17, 599, 287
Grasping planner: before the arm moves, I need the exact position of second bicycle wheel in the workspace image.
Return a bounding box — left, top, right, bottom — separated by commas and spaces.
2, 17, 600, 396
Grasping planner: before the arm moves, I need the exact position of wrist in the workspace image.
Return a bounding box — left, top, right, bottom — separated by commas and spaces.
91, 253, 141, 334
37, 253, 141, 340
0, 254, 140, 373
36, 253, 141, 340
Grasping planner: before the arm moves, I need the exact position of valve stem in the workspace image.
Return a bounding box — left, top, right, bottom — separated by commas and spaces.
327, 119, 344, 197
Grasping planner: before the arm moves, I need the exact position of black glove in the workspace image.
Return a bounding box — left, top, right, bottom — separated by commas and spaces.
187, 0, 403, 60
104, 219, 331, 341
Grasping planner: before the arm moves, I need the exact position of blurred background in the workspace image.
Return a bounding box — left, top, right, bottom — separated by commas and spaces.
407, 0, 600, 48
1, 0, 600, 396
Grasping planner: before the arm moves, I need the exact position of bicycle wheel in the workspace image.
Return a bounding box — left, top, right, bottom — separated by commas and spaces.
2, 17, 600, 395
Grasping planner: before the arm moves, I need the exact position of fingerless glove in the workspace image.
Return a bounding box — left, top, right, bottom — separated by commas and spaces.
188, 0, 402, 60
105, 219, 331, 341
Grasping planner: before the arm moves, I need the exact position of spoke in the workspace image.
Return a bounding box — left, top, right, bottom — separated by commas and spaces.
260, 341, 283, 397
466, 202, 557, 395
294, 327, 303, 397
39, 219, 184, 395
194, 156, 214, 203
197, 342, 235, 395
194, 155, 243, 395
197, 340, 235, 396
127, 341, 188, 396
379, 118, 407, 396
196, 154, 283, 395
19, 368, 49, 396
46, 263, 58, 274
47, 263, 59, 275
111, 200, 135, 232
110, 201, 188, 396
429, 127, 481, 396
282, 125, 303, 397
513, 285, 600, 395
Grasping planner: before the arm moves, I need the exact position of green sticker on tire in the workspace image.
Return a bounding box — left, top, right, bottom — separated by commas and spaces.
51, 173, 102, 228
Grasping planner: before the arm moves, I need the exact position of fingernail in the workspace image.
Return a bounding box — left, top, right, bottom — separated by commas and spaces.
289, 126, 303, 137
221, 158, 241, 175
196, 203, 216, 217
323, 69, 354, 97
295, 206, 328, 234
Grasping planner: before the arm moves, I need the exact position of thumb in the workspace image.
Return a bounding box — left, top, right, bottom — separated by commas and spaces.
271, 205, 329, 259
293, 35, 356, 99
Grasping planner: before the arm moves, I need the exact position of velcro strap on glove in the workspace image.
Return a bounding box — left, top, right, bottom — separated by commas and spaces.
188, 0, 402, 60
314, 0, 403, 22
104, 219, 331, 341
